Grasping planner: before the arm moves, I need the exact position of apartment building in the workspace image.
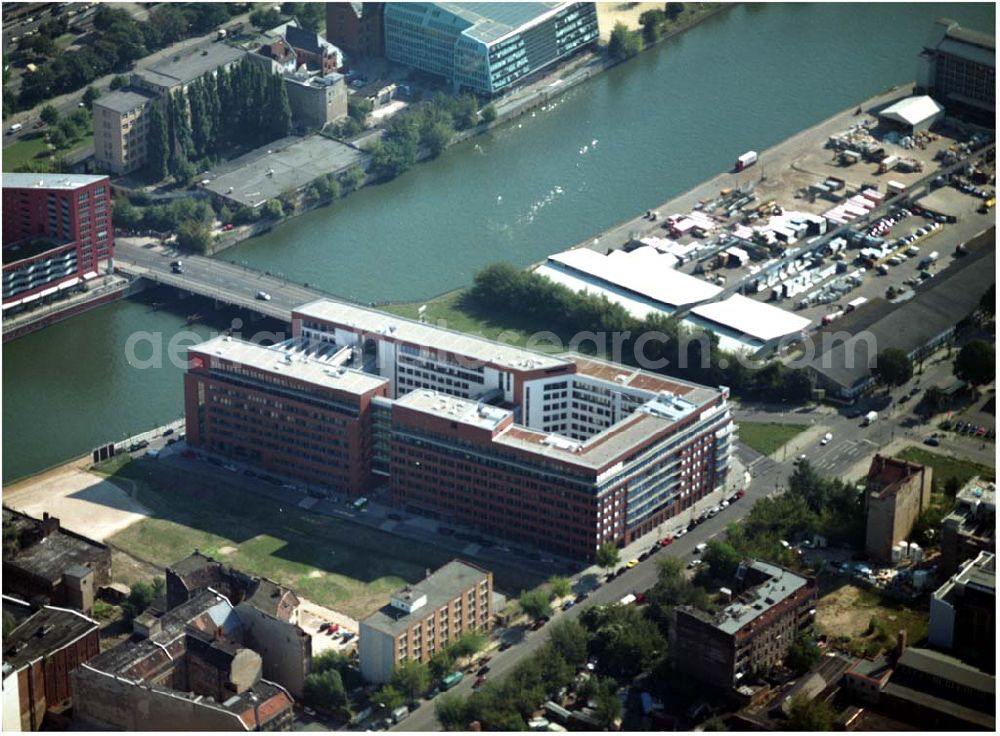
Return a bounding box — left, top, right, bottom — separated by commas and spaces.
928, 550, 994, 671
325, 2, 385, 60
92, 90, 154, 175
2, 174, 113, 309
2, 605, 101, 731
941, 478, 995, 576
672, 561, 818, 689
359, 561, 492, 683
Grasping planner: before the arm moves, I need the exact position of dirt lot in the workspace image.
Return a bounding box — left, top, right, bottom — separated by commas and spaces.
3, 463, 151, 542
815, 583, 928, 656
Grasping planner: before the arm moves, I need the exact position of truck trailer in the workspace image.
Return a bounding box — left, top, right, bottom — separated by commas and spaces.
735, 151, 758, 171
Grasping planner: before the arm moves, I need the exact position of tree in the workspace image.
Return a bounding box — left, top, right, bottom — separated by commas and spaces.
580, 603, 665, 679
110, 74, 128, 90
874, 348, 912, 388
665, 2, 685, 20
261, 199, 285, 221
428, 649, 455, 680
176, 219, 212, 254
347, 96, 373, 123
422, 120, 452, 158
342, 165, 365, 192
547, 619, 589, 666
249, 7, 282, 30
519, 588, 552, 620
3, 611, 17, 642
40, 104, 59, 126
703, 716, 728, 731
702, 539, 742, 580
47, 128, 67, 149
435, 693, 469, 730
481, 104, 497, 124
122, 578, 163, 622
596, 542, 620, 572
978, 284, 995, 317
784, 694, 835, 731
548, 575, 572, 600
82, 85, 101, 109
639, 9, 666, 44
374, 684, 405, 713
593, 679, 623, 729
608, 22, 641, 61
304, 668, 348, 711
391, 659, 431, 700
448, 630, 487, 660
955, 340, 994, 386
785, 633, 821, 675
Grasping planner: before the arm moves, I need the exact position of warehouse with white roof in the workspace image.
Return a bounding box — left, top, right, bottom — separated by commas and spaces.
878, 95, 945, 133
535, 248, 812, 355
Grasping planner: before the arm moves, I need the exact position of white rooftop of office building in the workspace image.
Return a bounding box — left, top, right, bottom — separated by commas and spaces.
190, 334, 388, 395
690, 294, 812, 344
394, 389, 513, 431
295, 299, 570, 371
2, 173, 108, 190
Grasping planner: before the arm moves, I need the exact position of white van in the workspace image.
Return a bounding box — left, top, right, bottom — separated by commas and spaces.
8, 123, 23, 134
694, 542, 708, 554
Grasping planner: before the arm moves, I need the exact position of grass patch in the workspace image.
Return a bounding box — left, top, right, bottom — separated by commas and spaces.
737, 422, 807, 456
105, 459, 542, 619
897, 446, 995, 488
381, 290, 569, 355
1, 130, 93, 172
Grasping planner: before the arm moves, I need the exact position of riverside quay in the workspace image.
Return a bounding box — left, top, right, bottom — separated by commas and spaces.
184, 299, 734, 559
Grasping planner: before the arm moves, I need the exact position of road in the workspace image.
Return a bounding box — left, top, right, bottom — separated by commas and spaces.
114, 240, 335, 324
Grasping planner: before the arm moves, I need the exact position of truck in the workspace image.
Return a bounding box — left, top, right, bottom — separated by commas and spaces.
821, 310, 844, 326
877, 155, 899, 174
735, 150, 758, 171
846, 296, 868, 312
840, 150, 861, 165
441, 672, 464, 691
886, 180, 907, 196
864, 411, 878, 426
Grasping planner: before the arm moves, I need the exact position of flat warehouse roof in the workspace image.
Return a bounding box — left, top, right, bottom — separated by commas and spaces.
94, 89, 154, 114
295, 299, 570, 371
138, 42, 246, 89
690, 294, 812, 342
203, 136, 369, 209
547, 248, 723, 309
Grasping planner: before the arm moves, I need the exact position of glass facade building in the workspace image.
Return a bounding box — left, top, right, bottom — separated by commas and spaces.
384, 2, 598, 95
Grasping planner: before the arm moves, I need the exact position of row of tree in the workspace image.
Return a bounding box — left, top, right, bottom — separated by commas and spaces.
146, 58, 292, 182
466, 262, 815, 403
13, 3, 242, 110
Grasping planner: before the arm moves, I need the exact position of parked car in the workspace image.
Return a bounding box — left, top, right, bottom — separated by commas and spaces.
924, 436, 940, 446
687, 559, 703, 570
256, 290, 271, 301
562, 600, 575, 611
626, 559, 639, 569
821, 432, 833, 445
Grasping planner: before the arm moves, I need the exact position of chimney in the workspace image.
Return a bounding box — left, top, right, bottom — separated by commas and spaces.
40, 513, 60, 539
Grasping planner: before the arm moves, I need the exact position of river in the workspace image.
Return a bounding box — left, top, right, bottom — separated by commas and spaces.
3, 2, 993, 482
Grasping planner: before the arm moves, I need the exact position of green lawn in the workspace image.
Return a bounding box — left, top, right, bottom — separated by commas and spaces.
104, 458, 543, 619
736, 422, 807, 456
897, 446, 995, 487
2, 131, 93, 172
381, 290, 567, 354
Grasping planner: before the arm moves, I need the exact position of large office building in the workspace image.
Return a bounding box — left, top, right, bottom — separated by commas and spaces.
185, 298, 734, 560
359, 560, 492, 683
928, 550, 994, 672
2, 174, 113, 309
919, 18, 995, 125
383, 2, 598, 95
672, 561, 818, 689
